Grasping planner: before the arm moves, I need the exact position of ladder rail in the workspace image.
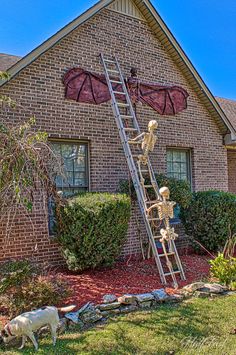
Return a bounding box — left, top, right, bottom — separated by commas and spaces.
101, 54, 166, 282
100, 53, 186, 285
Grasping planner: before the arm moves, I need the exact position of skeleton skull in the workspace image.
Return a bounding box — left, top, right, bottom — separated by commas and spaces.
159, 186, 170, 200
148, 120, 158, 132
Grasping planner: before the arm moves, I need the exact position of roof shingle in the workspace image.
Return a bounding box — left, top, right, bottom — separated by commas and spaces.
216, 97, 236, 132
0, 53, 21, 72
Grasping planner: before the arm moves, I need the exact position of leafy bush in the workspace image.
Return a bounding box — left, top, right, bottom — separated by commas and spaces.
209, 254, 236, 287
0, 260, 69, 317
181, 190, 236, 251
56, 193, 131, 271
0, 260, 35, 293
118, 174, 192, 209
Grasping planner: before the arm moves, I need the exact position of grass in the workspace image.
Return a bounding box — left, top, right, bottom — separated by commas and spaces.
0, 295, 235, 355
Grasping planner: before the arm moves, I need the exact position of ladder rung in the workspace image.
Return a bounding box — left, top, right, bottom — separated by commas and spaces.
117, 103, 129, 107
164, 271, 181, 276
111, 80, 122, 84
113, 91, 126, 95
104, 59, 116, 63
124, 127, 138, 132
144, 185, 153, 188
107, 69, 119, 74
140, 169, 149, 173
121, 115, 133, 119
159, 252, 175, 257
147, 217, 159, 221
145, 200, 158, 204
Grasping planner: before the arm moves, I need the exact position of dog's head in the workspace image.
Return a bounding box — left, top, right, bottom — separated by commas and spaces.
0, 328, 15, 344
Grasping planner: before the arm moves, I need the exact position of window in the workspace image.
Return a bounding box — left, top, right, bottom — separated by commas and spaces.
166, 148, 191, 224
48, 141, 89, 235
167, 148, 191, 183
51, 141, 89, 196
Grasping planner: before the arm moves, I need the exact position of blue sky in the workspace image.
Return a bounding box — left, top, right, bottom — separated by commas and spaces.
0, 0, 235, 99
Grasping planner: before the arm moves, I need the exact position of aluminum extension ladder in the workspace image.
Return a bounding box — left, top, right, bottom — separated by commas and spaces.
100, 53, 186, 286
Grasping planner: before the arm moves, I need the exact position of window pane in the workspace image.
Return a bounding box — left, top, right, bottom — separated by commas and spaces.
167, 161, 172, 173
51, 141, 88, 194
167, 150, 172, 161
180, 163, 187, 174
180, 151, 187, 162
166, 148, 190, 184
173, 151, 181, 162
173, 162, 181, 173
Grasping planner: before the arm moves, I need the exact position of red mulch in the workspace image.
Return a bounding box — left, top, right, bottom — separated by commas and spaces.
59, 254, 210, 308
0, 254, 210, 325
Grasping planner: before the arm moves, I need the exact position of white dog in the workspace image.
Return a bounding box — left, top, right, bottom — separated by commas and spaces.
0, 305, 76, 351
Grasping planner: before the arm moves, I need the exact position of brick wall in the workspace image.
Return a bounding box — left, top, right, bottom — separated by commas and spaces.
0, 8, 228, 264
227, 150, 236, 193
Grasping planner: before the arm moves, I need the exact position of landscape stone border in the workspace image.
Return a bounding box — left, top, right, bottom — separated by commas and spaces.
63, 282, 232, 329
1, 283, 235, 349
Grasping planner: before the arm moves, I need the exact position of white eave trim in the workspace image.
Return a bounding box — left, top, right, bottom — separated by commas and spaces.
224, 132, 236, 146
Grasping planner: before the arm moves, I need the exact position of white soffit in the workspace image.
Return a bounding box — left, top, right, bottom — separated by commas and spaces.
108, 0, 146, 21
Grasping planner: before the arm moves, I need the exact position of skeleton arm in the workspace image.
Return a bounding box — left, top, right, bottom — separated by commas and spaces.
129, 132, 145, 142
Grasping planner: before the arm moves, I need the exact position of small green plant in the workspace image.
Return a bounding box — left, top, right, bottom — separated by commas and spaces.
181, 190, 236, 251
0, 260, 69, 317
229, 281, 236, 290
209, 233, 236, 287
56, 192, 131, 271
209, 254, 236, 286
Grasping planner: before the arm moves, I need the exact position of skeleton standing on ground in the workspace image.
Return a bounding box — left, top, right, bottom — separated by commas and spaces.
129, 119, 159, 201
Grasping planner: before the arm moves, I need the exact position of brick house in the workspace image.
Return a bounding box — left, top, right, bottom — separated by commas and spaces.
0, 0, 236, 265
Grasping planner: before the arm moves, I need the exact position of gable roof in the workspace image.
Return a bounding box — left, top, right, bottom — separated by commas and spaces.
0, 53, 21, 71
0, 0, 235, 139
216, 97, 236, 132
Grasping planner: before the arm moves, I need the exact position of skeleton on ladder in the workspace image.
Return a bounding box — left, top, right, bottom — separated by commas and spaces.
129, 119, 159, 201
100, 53, 186, 287
131, 121, 179, 287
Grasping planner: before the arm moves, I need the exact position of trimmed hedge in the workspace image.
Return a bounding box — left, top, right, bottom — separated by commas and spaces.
118, 174, 192, 209
180, 190, 236, 251
56, 193, 131, 271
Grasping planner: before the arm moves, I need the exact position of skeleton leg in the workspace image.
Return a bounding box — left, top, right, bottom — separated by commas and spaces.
147, 163, 161, 200
137, 160, 147, 201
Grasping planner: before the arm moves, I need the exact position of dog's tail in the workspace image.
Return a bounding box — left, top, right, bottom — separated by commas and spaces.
58, 305, 76, 313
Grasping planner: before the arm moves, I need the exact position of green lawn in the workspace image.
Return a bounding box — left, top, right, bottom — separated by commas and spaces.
1, 295, 235, 355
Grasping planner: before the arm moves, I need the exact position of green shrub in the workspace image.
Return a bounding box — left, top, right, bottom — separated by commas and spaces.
0, 259, 35, 294
56, 192, 131, 271
118, 174, 192, 209
181, 190, 236, 251
0, 260, 70, 317
209, 254, 236, 286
